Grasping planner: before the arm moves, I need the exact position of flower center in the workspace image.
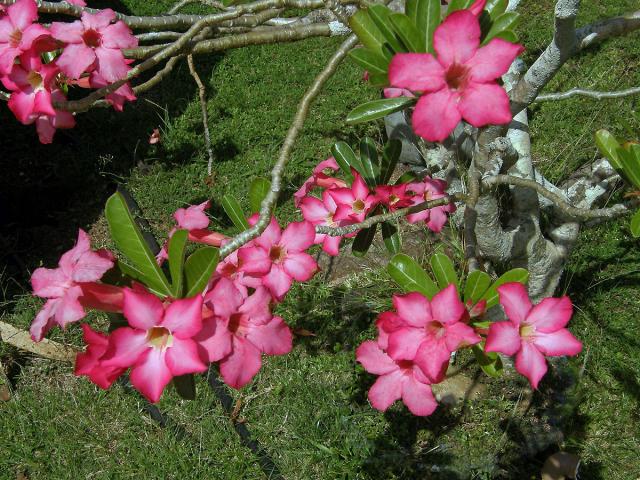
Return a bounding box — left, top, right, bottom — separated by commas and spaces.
423, 190, 433, 201
389, 194, 400, 205
519, 323, 536, 339
397, 360, 413, 370
352, 199, 365, 213
9, 29, 22, 47
326, 213, 337, 227
445, 63, 470, 91
146, 326, 173, 350
27, 70, 43, 90
228, 313, 242, 333
220, 261, 238, 277
426, 320, 446, 338
82, 28, 102, 48
269, 245, 287, 263
322, 167, 334, 176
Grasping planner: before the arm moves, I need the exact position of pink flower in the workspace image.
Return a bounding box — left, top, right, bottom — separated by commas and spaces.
50, 9, 137, 82
238, 217, 318, 300
0, 0, 51, 74
213, 248, 263, 295
485, 283, 582, 389
294, 157, 347, 207
101, 288, 208, 403
68, 0, 87, 6
30, 88, 76, 143
75, 324, 126, 389
378, 285, 481, 382
196, 279, 292, 388
443, 0, 486, 16
300, 189, 354, 256
375, 184, 413, 212
356, 340, 438, 416
2, 51, 58, 124
388, 10, 523, 142
30, 229, 115, 341
328, 171, 377, 223
383, 87, 414, 99
89, 69, 136, 111
405, 178, 456, 232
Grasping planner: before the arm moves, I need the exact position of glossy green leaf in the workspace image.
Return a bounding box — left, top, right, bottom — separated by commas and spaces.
631, 209, 640, 238
248, 177, 271, 214
380, 139, 402, 184
473, 345, 504, 378
493, 29, 518, 42
222, 194, 249, 231
359, 137, 380, 187
382, 222, 401, 254
464, 270, 492, 304
173, 374, 196, 400
349, 10, 389, 59
184, 247, 219, 297
117, 261, 159, 293
368, 4, 406, 53
595, 129, 623, 170
485, 0, 507, 18
168, 229, 188, 298
481, 267, 529, 309
389, 13, 424, 52
332, 141, 362, 181
395, 171, 417, 185
349, 47, 388, 75
387, 253, 439, 298
346, 97, 415, 125
430, 252, 459, 290
446, 0, 472, 14
618, 146, 640, 188
367, 71, 390, 88
414, 0, 440, 53
484, 12, 520, 43
105, 192, 171, 296
352, 224, 378, 257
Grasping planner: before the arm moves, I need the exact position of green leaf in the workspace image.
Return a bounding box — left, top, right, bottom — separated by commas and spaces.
380, 139, 401, 184
349, 10, 389, 59
484, 12, 520, 43
173, 374, 196, 400
368, 4, 406, 53
332, 141, 362, 181
481, 268, 529, 309
359, 137, 380, 188
367, 71, 390, 88
184, 247, 219, 297
346, 97, 415, 125
382, 222, 401, 254
389, 13, 424, 52
352, 223, 378, 257
430, 252, 459, 290
395, 171, 417, 185
619, 143, 640, 189
595, 129, 623, 170
631, 209, 640, 238
472, 345, 504, 378
168, 229, 188, 298
105, 192, 171, 296
493, 29, 518, 43
222, 194, 249, 231
446, 0, 472, 14
248, 177, 271, 214
349, 47, 388, 75
485, 0, 507, 18
464, 270, 492, 304
414, 0, 441, 53
387, 253, 439, 298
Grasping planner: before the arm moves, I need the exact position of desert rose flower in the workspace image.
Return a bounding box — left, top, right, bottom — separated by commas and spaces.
485, 282, 582, 389
294, 157, 347, 207
300, 189, 354, 256
356, 340, 438, 416
30, 88, 76, 143
383, 87, 414, 99
50, 8, 137, 81
404, 179, 456, 232
238, 217, 318, 300
75, 324, 126, 389
388, 10, 523, 142
196, 279, 292, 388
375, 184, 413, 212
378, 285, 481, 382
102, 288, 208, 402
0, 0, 51, 74
89, 70, 136, 111
30, 229, 115, 341
328, 170, 377, 223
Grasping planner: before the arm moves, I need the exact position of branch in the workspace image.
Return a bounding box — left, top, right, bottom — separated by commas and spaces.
218, 34, 359, 260
535, 86, 640, 101
316, 194, 466, 236
187, 54, 215, 176
576, 10, 640, 50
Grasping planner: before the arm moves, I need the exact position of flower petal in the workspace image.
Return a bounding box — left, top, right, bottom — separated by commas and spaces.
485, 321, 521, 356
204, 277, 244, 319
355, 340, 397, 375
433, 10, 480, 68
515, 342, 547, 389
496, 282, 531, 325
392, 292, 432, 327
101, 21, 138, 49
387, 327, 427, 361
194, 317, 233, 362
244, 315, 292, 355
402, 376, 438, 416
122, 288, 164, 330
30, 266, 68, 298
467, 38, 524, 82
94, 46, 130, 82
414, 337, 450, 382
102, 327, 149, 368
8, 0, 38, 31
129, 348, 172, 403
280, 221, 316, 251
165, 338, 208, 376
431, 284, 465, 325
388, 53, 445, 92
411, 89, 462, 142
55, 43, 96, 80
368, 371, 404, 412
162, 295, 203, 339
459, 81, 512, 127
444, 322, 481, 351
219, 337, 262, 389
534, 329, 582, 357
263, 265, 292, 300
237, 246, 271, 275
283, 252, 318, 282
526, 296, 573, 332
30, 298, 58, 341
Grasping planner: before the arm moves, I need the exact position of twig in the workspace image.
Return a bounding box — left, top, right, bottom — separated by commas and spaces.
535, 86, 640, 101
187, 55, 215, 176
133, 55, 184, 94
463, 171, 481, 272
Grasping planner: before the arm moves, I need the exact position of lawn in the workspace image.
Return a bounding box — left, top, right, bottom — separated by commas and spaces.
1, 0, 639, 479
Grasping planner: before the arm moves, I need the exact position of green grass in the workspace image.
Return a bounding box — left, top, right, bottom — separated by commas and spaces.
1, 0, 640, 479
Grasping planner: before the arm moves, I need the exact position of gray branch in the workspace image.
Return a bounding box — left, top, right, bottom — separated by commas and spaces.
536, 86, 640, 101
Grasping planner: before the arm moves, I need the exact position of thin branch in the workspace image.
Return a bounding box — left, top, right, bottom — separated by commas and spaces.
463, 171, 481, 272
187, 54, 215, 176
316, 194, 466, 236
576, 10, 640, 50
218, 34, 359, 259
133, 55, 184, 94
535, 86, 640, 101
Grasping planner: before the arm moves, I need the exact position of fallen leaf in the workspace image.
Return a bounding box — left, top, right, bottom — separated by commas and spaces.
149, 128, 161, 145
293, 327, 317, 337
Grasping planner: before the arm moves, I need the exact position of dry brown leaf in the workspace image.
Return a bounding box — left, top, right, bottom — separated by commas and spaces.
0, 321, 79, 363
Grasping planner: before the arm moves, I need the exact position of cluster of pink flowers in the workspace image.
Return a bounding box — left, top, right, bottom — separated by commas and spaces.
0, 0, 137, 143
357, 282, 582, 416
296, 157, 456, 255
